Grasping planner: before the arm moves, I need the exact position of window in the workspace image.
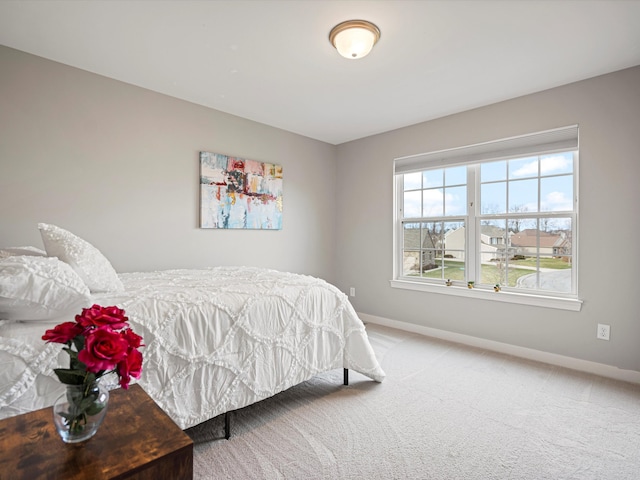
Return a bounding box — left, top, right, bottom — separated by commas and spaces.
392, 126, 580, 311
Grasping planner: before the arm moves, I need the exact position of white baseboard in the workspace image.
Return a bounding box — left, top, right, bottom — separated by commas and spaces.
359, 312, 640, 385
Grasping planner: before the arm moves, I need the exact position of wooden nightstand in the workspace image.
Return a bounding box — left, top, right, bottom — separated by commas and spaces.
0, 384, 193, 479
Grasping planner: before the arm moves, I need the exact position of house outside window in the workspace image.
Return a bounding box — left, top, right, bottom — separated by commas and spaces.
391, 126, 581, 311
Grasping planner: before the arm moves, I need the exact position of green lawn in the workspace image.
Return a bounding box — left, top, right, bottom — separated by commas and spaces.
510, 257, 572, 269
412, 257, 570, 287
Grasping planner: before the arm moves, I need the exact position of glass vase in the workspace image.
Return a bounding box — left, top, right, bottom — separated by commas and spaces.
52, 381, 109, 443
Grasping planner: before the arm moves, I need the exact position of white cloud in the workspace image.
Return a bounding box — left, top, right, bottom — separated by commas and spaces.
512, 161, 538, 177
423, 190, 443, 216
540, 155, 572, 175
541, 191, 572, 211
511, 154, 572, 178
403, 191, 422, 217
404, 189, 466, 217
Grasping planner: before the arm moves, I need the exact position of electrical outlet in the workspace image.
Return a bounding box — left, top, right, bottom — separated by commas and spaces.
349, 287, 356, 297
597, 323, 610, 341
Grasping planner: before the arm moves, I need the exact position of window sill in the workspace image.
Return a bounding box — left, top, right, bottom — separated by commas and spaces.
389, 279, 582, 312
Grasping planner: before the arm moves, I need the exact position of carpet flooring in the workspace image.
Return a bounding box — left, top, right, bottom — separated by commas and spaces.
186, 324, 640, 479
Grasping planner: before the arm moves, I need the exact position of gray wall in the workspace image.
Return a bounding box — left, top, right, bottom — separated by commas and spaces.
0, 45, 337, 281
2, 44, 639, 374
335, 65, 640, 372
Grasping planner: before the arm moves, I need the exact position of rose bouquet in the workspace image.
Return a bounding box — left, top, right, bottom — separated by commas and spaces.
43, 304, 144, 438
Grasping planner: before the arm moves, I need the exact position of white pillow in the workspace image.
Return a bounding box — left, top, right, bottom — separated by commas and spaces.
0, 255, 92, 321
0, 246, 47, 259
38, 223, 124, 293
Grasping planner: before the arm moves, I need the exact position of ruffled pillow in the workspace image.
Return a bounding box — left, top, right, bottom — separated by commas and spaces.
0, 255, 92, 321
38, 223, 124, 293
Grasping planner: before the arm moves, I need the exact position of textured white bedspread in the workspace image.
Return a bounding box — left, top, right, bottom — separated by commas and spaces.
0, 267, 385, 429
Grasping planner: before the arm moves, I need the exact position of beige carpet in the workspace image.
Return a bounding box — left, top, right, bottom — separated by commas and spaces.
186, 324, 640, 479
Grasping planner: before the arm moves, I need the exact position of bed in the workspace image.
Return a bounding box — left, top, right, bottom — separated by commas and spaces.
0, 224, 385, 432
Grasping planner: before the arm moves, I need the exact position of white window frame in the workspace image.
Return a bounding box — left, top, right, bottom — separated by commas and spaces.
390, 126, 582, 312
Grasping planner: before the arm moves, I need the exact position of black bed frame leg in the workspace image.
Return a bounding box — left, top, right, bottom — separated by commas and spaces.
223, 370, 347, 439
224, 371, 346, 439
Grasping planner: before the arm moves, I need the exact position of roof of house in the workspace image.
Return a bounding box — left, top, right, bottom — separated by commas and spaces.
510, 230, 562, 248
480, 225, 507, 238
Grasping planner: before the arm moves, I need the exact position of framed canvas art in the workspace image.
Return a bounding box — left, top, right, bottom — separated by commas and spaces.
200, 152, 283, 229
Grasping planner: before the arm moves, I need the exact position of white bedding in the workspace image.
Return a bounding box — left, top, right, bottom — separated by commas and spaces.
0, 266, 385, 429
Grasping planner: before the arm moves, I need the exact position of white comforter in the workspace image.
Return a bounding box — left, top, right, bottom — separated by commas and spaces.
0, 267, 385, 429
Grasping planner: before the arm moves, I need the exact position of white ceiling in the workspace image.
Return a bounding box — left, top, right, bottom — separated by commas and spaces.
1, 0, 639, 145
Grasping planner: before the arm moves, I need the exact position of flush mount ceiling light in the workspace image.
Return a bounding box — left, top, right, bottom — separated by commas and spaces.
329, 20, 381, 59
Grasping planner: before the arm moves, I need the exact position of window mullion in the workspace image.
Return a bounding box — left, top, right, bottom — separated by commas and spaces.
467, 165, 478, 282
395, 175, 404, 279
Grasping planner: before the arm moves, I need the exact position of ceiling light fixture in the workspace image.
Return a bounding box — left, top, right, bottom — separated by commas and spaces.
329, 20, 381, 60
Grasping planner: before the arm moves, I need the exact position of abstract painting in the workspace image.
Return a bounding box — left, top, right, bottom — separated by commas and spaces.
200, 152, 283, 229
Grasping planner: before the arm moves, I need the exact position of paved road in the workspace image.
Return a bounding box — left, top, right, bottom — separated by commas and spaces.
517, 269, 571, 293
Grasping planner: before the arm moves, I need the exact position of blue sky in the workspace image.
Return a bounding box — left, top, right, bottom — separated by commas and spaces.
403, 152, 574, 220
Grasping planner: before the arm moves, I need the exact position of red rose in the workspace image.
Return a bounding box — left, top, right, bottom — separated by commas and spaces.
78, 326, 130, 373
121, 328, 143, 349
42, 321, 83, 344
76, 304, 129, 329
117, 348, 143, 389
